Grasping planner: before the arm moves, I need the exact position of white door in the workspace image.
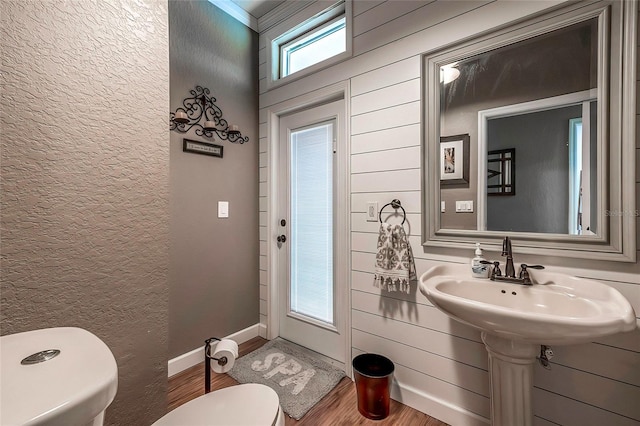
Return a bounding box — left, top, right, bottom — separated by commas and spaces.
276, 100, 347, 365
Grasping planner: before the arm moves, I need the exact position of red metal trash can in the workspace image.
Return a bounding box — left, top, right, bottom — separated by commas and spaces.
352, 353, 395, 420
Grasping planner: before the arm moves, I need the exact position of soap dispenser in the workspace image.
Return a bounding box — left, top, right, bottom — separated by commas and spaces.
471, 243, 489, 278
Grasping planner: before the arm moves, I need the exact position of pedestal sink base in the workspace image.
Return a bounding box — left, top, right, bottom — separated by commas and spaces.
482, 333, 538, 426
420, 264, 637, 426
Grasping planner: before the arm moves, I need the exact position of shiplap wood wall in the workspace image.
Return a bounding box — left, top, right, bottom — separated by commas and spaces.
258, 1, 640, 425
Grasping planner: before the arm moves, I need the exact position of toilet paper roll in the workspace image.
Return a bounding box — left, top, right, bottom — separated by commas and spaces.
208, 339, 238, 374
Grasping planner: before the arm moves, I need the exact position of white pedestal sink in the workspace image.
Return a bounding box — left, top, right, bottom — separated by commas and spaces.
419, 264, 636, 426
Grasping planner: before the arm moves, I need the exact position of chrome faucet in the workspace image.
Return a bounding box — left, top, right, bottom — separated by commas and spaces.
501, 236, 516, 278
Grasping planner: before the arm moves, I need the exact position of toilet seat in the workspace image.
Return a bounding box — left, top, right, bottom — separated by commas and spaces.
153, 383, 283, 426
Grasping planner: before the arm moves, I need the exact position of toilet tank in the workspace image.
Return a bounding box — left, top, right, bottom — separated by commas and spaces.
0, 327, 118, 426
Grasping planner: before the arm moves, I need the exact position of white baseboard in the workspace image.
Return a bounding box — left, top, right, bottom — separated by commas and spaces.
168, 323, 260, 377
391, 380, 490, 426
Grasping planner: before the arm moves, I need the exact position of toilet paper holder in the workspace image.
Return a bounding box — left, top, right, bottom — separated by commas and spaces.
204, 337, 227, 394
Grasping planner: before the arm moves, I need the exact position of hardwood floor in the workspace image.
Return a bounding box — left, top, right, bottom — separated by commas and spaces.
168, 337, 449, 425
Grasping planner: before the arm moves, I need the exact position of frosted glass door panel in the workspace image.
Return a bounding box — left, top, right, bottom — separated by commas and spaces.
289, 123, 334, 324
277, 99, 346, 365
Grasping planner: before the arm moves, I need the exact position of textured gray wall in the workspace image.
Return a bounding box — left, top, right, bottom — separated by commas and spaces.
168, 1, 259, 359
0, 1, 170, 425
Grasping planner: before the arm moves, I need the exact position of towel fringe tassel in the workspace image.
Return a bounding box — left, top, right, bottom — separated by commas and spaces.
373, 275, 411, 294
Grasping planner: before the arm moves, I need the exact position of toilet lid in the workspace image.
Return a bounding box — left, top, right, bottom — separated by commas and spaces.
154, 383, 280, 426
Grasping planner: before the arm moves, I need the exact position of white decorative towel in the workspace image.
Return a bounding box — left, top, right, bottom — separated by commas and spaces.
373, 223, 416, 293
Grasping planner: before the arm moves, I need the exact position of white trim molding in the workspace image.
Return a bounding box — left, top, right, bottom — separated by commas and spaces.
258, 0, 314, 34
392, 380, 490, 426
208, 0, 258, 32
167, 323, 260, 377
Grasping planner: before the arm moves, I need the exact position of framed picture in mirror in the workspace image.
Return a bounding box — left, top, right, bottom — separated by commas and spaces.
487, 148, 515, 196
440, 134, 469, 185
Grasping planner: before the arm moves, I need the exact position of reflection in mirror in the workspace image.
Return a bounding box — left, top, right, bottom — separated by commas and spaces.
439, 18, 599, 235
482, 93, 598, 235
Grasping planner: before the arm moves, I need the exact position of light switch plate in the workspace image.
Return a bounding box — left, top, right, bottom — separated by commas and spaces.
366, 202, 378, 222
218, 201, 229, 218
455, 200, 474, 213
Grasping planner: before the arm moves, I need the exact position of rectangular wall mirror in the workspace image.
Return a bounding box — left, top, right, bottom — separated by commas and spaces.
422, 1, 636, 261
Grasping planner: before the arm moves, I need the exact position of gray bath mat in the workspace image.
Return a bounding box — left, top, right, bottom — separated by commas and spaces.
227, 338, 345, 420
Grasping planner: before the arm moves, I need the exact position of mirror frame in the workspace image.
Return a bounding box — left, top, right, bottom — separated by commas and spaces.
422, 1, 637, 262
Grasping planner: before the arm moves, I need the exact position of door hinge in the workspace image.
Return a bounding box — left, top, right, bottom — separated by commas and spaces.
333, 139, 337, 153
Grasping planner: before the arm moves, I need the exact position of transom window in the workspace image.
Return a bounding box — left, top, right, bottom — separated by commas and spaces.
268, 1, 349, 86
280, 16, 346, 78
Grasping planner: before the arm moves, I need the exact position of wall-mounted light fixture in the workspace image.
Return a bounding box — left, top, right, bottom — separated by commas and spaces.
170, 85, 248, 144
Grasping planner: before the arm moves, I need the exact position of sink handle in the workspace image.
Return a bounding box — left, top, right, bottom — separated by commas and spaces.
519, 264, 544, 284
522, 264, 545, 270
481, 260, 501, 279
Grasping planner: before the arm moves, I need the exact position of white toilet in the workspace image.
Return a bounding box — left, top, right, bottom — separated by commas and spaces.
153, 336, 285, 426
0, 327, 283, 425
153, 383, 284, 426
0, 327, 118, 426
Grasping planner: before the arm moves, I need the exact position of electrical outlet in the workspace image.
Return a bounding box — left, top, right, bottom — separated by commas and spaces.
366, 202, 378, 222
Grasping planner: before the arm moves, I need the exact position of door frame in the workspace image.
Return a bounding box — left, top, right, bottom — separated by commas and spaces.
265, 81, 351, 373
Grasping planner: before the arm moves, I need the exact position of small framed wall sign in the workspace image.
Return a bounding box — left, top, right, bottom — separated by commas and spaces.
183, 138, 223, 158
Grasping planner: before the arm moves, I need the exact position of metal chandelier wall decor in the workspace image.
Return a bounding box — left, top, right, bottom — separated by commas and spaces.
169, 86, 249, 144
